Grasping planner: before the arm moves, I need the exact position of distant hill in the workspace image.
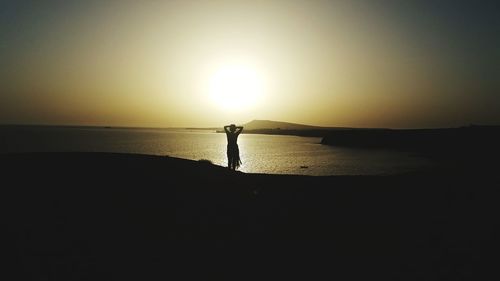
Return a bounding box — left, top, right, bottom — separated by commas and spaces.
212, 119, 356, 137
242, 120, 347, 130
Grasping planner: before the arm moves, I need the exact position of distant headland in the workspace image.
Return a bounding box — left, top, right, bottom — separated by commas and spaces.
214, 119, 355, 137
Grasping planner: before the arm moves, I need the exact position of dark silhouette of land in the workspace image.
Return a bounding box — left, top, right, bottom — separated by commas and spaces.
322, 125, 500, 165
242, 119, 348, 130
2, 151, 498, 280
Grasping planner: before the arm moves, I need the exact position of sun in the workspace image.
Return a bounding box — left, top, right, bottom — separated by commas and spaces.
208, 63, 265, 111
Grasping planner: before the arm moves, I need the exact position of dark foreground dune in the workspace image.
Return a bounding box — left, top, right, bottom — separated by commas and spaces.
2, 152, 498, 280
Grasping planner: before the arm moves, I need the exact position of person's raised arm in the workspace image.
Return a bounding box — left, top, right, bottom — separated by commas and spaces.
224, 125, 230, 133
236, 126, 244, 134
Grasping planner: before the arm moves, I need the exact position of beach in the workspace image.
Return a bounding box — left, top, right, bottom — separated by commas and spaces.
2, 152, 497, 280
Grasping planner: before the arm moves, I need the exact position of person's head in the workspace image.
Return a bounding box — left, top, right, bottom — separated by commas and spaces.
230, 124, 236, 132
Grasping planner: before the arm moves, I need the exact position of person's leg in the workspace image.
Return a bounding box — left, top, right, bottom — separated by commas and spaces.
227, 149, 232, 168
234, 146, 240, 170
231, 156, 236, 170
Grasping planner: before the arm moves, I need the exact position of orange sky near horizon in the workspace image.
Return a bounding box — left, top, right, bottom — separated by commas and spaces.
1, 0, 499, 128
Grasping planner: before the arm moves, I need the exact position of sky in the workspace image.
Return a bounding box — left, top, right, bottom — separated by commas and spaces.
1, 0, 499, 128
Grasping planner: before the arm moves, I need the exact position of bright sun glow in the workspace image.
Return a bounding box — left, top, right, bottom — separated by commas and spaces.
208, 63, 265, 111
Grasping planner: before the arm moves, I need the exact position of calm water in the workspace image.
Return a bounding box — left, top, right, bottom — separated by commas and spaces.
0, 125, 432, 175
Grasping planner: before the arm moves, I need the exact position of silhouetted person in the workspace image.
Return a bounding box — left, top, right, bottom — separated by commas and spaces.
224, 124, 243, 170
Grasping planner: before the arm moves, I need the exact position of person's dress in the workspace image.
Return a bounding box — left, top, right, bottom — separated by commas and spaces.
227, 142, 242, 169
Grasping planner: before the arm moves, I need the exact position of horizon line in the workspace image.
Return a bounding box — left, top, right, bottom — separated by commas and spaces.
1, 122, 497, 131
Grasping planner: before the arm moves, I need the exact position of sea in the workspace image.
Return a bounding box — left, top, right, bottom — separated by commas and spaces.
0, 125, 432, 175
